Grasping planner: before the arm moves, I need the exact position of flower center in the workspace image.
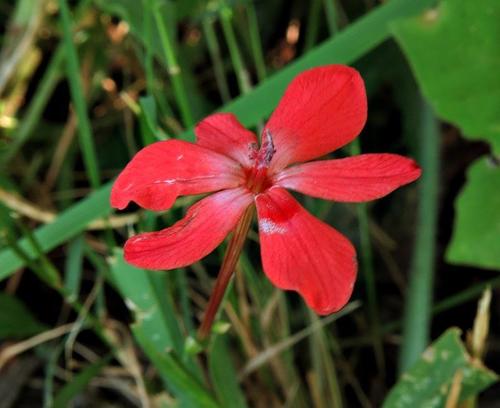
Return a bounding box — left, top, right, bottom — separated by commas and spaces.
245, 129, 275, 194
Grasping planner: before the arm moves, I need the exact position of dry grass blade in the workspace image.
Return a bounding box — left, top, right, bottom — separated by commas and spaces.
444, 369, 463, 408
65, 275, 103, 366
240, 301, 361, 378
0, 187, 140, 229
103, 320, 150, 408
468, 287, 492, 360
0, 0, 44, 94
0, 323, 75, 370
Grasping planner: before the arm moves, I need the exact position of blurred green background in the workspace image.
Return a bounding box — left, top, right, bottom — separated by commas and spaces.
0, 0, 499, 406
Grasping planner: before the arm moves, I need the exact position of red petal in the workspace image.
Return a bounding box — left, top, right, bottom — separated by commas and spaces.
195, 113, 258, 168
256, 187, 357, 314
275, 154, 421, 202
124, 188, 253, 270
111, 140, 245, 211
265, 65, 367, 171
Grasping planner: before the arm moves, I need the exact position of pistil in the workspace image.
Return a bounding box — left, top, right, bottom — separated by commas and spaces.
245, 129, 276, 194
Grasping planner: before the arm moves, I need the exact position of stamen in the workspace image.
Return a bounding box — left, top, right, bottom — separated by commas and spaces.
245, 129, 276, 194
256, 129, 276, 169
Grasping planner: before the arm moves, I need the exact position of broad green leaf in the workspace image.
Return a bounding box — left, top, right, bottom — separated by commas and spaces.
132, 328, 219, 408
109, 249, 210, 405
391, 0, 500, 153
109, 249, 184, 355
446, 158, 500, 270
0, 293, 47, 338
53, 355, 112, 408
383, 328, 498, 408
0, 0, 435, 280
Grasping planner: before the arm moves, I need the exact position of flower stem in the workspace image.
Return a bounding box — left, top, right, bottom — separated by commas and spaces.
198, 205, 255, 340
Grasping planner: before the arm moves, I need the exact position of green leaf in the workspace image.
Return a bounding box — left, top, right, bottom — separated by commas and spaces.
132, 328, 219, 408
446, 158, 500, 270
53, 355, 112, 408
383, 328, 498, 407
64, 236, 85, 302
0, 293, 47, 338
0, 0, 436, 280
109, 249, 184, 355
391, 0, 500, 153
109, 250, 212, 405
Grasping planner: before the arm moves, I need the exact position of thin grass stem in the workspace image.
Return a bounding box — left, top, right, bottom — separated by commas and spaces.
153, 2, 194, 127
245, 2, 267, 82
323, 0, 340, 35
219, 6, 252, 95
398, 99, 439, 373
202, 17, 231, 103
350, 139, 385, 373
58, 0, 100, 189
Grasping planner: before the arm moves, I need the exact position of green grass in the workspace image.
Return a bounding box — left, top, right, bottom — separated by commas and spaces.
0, 0, 497, 406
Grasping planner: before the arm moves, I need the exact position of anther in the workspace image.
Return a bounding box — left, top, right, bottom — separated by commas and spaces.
256, 129, 276, 169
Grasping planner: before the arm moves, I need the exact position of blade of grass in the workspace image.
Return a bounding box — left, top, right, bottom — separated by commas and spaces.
153, 0, 194, 127
350, 139, 385, 374
323, 0, 340, 35
398, 99, 439, 373
208, 335, 249, 408
245, 2, 266, 81
216, 0, 435, 129
109, 249, 185, 356
0, 293, 47, 338
1, 0, 94, 165
43, 343, 64, 408
58, 0, 101, 189
0, 0, 44, 95
0, 183, 112, 279
1, 46, 64, 164
4, 216, 62, 288
432, 276, 500, 315
64, 235, 84, 302
172, 269, 195, 335
142, 0, 175, 122
240, 301, 361, 378
219, 5, 252, 95
52, 354, 113, 408
304, 0, 323, 52
0, 0, 437, 280
202, 17, 231, 103
133, 328, 219, 407
1, 220, 115, 348
307, 309, 344, 408
341, 275, 500, 349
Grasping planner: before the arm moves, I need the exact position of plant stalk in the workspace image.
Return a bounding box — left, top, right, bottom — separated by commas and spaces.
198, 206, 254, 340
399, 99, 439, 373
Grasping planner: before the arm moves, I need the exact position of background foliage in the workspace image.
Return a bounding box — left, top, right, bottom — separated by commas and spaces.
0, 0, 499, 406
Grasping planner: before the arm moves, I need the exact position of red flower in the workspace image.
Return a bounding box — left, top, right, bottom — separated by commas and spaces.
111, 65, 420, 315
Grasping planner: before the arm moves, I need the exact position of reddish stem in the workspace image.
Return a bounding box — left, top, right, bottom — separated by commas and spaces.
197, 205, 255, 340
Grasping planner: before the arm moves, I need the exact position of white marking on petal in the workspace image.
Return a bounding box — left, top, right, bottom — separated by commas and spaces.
259, 218, 287, 234
153, 179, 176, 184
